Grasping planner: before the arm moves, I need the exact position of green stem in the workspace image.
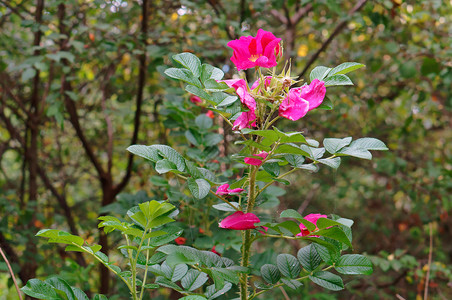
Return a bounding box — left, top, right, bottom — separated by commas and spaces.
240, 163, 258, 300
249, 266, 334, 299
209, 190, 241, 211
139, 238, 152, 300
125, 235, 138, 300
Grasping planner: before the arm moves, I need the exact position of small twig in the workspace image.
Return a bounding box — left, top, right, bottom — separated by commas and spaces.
396, 294, 406, 300
0, 247, 23, 300
278, 286, 290, 300
424, 222, 433, 300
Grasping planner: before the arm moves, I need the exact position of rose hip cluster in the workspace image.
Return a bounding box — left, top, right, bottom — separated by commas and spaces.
215, 29, 328, 233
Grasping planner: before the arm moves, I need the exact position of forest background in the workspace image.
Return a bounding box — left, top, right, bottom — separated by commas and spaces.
0, 0, 451, 299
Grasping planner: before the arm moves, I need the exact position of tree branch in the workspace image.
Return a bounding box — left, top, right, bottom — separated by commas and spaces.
115, 0, 148, 194
296, 0, 369, 80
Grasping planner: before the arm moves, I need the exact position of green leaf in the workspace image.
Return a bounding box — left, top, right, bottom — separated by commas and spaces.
309, 238, 341, 264
45, 277, 76, 300
323, 137, 352, 154
241, 129, 279, 142
200, 63, 224, 82
310, 66, 331, 81
71, 287, 89, 300
155, 276, 182, 291
297, 245, 322, 272
277, 221, 302, 236
152, 145, 186, 172
280, 278, 302, 290
22, 68, 36, 81
274, 144, 310, 156
329, 62, 365, 76
316, 218, 350, 229
179, 296, 207, 300
173, 52, 202, 77
212, 202, 239, 212
276, 254, 302, 279
204, 282, 232, 299
349, 138, 388, 151
37, 229, 84, 246
335, 254, 373, 275
323, 74, 353, 87
187, 178, 210, 199
161, 261, 188, 282
92, 295, 108, 300
284, 154, 305, 167
273, 127, 307, 144
309, 271, 344, 291
211, 267, 240, 285
421, 57, 440, 75
317, 157, 341, 169
263, 162, 280, 177
204, 79, 229, 92
148, 215, 174, 228
196, 114, 213, 130
149, 228, 182, 247
185, 85, 212, 101
314, 227, 352, 248
181, 270, 209, 291
155, 159, 178, 174
164, 68, 202, 87
21, 279, 60, 300
204, 133, 223, 147
317, 97, 333, 110
127, 145, 160, 162
260, 264, 281, 285
280, 209, 302, 221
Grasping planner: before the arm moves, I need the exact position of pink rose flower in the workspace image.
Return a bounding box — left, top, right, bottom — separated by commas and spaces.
251, 76, 272, 90
244, 151, 268, 166
216, 184, 245, 196
227, 29, 281, 71
278, 79, 326, 121
219, 211, 261, 230
189, 94, 202, 105
296, 213, 327, 237
222, 79, 256, 111
278, 88, 309, 121
302, 79, 326, 111
232, 110, 257, 130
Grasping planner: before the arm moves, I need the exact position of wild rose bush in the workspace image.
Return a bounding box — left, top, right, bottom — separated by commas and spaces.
22, 30, 388, 300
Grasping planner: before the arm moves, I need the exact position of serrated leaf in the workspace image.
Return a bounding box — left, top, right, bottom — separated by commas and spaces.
21, 279, 60, 300
323, 137, 352, 154
185, 85, 212, 101
45, 277, 76, 300
276, 254, 301, 279
260, 264, 281, 284
181, 270, 209, 291
280, 278, 302, 290
155, 276, 182, 291
173, 52, 202, 77
151, 145, 185, 172
187, 178, 210, 199
329, 62, 365, 76
323, 74, 353, 87
155, 159, 178, 174
71, 287, 89, 300
297, 245, 322, 272
310, 66, 331, 81
212, 202, 239, 212
164, 68, 202, 87
204, 282, 232, 299
317, 157, 341, 169
350, 138, 388, 151
335, 254, 373, 275
309, 271, 344, 291
161, 261, 188, 282
127, 145, 160, 162
314, 227, 352, 248
201, 64, 224, 82
284, 154, 305, 167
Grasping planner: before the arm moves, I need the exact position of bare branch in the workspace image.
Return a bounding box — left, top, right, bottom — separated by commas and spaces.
296, 0, 369, 80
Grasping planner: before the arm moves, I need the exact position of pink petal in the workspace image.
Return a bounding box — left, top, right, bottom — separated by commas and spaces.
228, 188, 245, 194
297, 214, 327, 236
251, 76, 272, 90
244, 151, 268, 166
219, 211, 261, 230
216, 184, 231, 196
302, 79, 326, 111
232, 111, 257, 130
279, 88, 309, 121
227, 29, 281, 71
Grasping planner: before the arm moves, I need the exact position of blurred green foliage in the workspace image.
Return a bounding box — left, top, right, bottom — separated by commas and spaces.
0, 0, 451, 299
